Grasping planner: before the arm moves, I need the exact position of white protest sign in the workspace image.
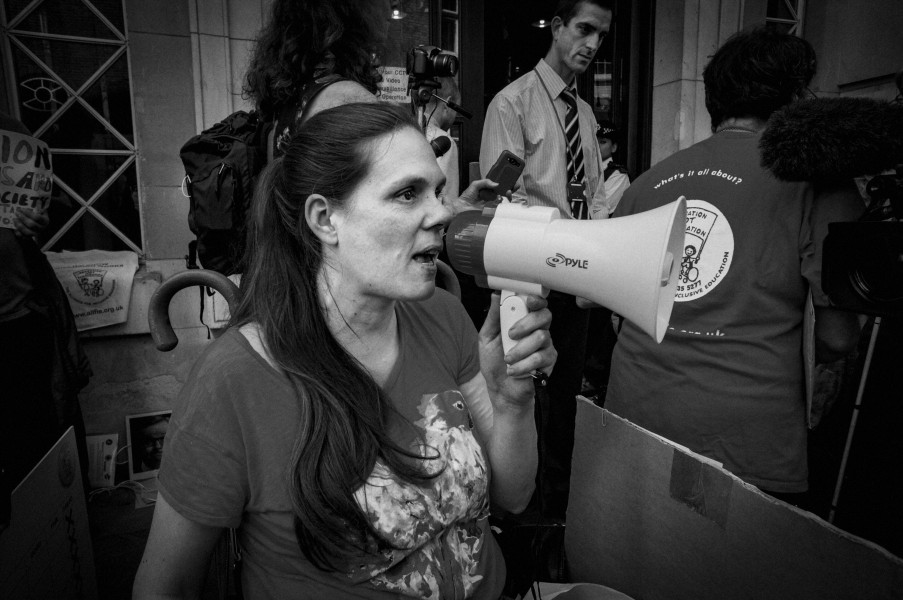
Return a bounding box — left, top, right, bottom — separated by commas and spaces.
377, 66, 411, 103
45, 250, 139, 331
1, 129, 52, 229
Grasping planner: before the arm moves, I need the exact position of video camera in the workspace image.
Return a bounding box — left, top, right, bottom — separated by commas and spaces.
760, 76, 903, 318
823, 166, 903, 317
406, 45, 472, 119
407, 45, 458, 106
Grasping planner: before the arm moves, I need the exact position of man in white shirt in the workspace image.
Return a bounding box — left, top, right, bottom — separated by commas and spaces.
479, 0, 613, 519
425, 76, 461, 201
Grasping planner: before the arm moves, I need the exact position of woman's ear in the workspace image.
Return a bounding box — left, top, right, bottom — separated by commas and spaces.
303, 193, 338, 245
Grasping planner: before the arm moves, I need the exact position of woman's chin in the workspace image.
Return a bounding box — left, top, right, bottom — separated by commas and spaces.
411, 281, 437, 301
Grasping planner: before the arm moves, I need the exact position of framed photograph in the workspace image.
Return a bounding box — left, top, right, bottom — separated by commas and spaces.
125, 410, 172, 481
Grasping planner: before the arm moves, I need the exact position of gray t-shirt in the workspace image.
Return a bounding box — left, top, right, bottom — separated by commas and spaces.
159, 289, 506, 599
606, 130, 863, 493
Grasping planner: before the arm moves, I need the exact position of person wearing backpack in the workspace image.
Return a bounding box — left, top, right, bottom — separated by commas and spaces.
183, 0, 504, 277
243, 0, 392, 159
180, 0, 389, 276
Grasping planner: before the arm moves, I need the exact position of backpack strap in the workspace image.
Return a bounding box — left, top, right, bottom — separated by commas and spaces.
272, 74, 349, 158
298, 73, 348, 114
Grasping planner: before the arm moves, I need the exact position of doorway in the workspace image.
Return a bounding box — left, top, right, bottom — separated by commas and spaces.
481, 0, 654, 178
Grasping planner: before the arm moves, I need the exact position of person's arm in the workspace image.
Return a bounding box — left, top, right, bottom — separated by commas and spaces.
438, 138, 498, 215
813, 307, 865, 364
452, 177, 511, 215
603, 171, 631, 216
807, 181, 868, 364
133, 494, 225, 600
480, 95, 528, 205
588, 142, 609, 220
460, 293, 555, 513
437, 137, 459, 200
13, 206, 50, 240
589, 184, 610, 220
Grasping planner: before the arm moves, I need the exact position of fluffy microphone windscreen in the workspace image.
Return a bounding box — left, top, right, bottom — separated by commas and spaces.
431, 135, 452, 158
760, 97, 903, 182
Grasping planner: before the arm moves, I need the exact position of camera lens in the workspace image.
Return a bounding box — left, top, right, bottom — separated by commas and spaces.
432, 52, 459, 77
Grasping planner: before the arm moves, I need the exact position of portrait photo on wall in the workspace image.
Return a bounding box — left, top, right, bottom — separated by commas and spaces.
125, 410, 171, 481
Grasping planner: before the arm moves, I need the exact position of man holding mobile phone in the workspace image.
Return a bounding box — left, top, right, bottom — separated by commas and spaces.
479, 0, 613, 520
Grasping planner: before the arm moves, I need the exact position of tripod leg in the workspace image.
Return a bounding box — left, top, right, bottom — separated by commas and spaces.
828, 316, 881, 523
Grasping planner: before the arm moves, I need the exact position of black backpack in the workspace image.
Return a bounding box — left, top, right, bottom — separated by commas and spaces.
179, 110, 272, 275
179, 75, 348, 276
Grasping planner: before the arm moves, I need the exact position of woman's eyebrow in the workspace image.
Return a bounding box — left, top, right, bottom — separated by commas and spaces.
383, 174, 446, 191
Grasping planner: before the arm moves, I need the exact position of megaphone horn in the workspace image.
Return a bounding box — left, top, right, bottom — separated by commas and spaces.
445, 197, 687, 343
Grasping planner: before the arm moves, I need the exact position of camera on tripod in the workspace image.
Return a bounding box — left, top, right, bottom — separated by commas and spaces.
407, 45, 459, 107
823, 166, 903, 316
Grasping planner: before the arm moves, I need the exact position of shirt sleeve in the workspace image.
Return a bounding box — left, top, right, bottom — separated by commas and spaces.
589, 183, 609, 219
442, 138, 460, 200
157, 351, 249, 529
480, 94, 528, 205
611, 177, 639, 218
589, 150, 609, 219
603, 171, 631, 215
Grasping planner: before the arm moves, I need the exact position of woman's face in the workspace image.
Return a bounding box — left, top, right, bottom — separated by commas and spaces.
326, 127, 451, 304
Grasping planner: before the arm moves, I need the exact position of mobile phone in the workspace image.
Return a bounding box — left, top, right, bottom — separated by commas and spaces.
478, 150, 525, 203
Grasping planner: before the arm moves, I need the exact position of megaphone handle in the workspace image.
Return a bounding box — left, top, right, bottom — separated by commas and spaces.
499, 289, 528, 356
499, 290, 548, 385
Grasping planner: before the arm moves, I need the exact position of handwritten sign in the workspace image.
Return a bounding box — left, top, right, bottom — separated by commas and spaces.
1, 129, 52, 229
377, 66, 411, 104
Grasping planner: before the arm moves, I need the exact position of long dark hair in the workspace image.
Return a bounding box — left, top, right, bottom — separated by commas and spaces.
703, 26, 817, 130
243, 0, 383, 120
231, 102, 439, 570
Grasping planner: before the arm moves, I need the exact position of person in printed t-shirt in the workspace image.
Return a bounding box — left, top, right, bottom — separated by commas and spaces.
479, 0, 613, 520
605, 28, 865, 508
133, 102, 557, 600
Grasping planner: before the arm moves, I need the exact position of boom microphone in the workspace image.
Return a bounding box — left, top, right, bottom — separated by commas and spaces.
431, 135, 452, 158
761, 96, 903, 316
760, 97, 903, 182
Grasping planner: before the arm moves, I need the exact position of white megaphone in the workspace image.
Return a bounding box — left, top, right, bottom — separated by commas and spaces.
445, 197, 686, 349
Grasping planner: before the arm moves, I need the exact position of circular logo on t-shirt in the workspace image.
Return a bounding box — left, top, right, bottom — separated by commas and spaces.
675, 200, 734, 302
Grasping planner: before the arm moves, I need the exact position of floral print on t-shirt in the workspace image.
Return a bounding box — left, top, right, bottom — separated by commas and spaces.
348, 390, 491, 599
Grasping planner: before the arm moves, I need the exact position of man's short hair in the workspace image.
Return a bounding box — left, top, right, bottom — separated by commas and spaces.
554, 0, 613, 24
436, 76, 460, 106
703, 26, 816, 128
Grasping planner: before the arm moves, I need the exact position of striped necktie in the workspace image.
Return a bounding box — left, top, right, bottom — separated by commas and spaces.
561, 86, 587, 219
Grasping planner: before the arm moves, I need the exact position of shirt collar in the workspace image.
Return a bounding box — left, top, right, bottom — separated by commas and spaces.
535, 58, 574, 99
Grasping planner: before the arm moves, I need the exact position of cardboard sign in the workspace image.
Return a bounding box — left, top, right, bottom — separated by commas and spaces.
566, 400, 903, 599
0, 129, 52, 229
45, 249, 139, 331
377, 66, 410, 103
0, 427, 98, 599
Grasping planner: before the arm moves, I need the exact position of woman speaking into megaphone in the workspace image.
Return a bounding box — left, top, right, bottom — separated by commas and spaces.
134, 102, 557, 600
